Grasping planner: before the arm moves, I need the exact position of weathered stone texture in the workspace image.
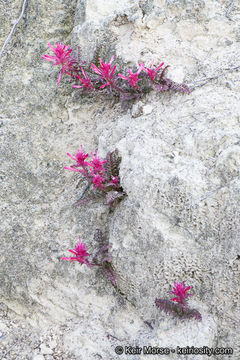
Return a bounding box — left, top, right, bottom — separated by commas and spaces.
0, 0, 240, 359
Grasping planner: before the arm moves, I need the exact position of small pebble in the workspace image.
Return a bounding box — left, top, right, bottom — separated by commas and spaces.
143, 104, 153, 115
32, 355, 45, 360
48, 340, 57, 349
40, 343, 53, 355
131, 102, 143, 118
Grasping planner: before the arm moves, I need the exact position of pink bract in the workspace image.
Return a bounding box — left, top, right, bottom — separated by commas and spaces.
118, 66, 142, 89
66, 145, 89, 167
140, 60, 165, 81
91, 173, 105, 190
72, 67, 95, 90
89, 151, 107, 174
42, 43, 74, 85
169, 282, 193, 304
91, 56, 117, 88
62, 237, 91, 267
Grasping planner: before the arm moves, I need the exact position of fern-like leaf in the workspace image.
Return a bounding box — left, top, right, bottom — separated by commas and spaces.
159, 65, 170, 81
182, 308, 202, 321
166, 78, 190, 94
73, 197, 93, 207
105, 149, 121, 180
71, 45, 81, 64
74, 189, 103, 207
155, 299, 180, 316
92, 245, 112, 264
156, 79, 171, 92
155, 299, 202, 321
91, 43, 103, 68
156, 66, 190, 94
93, 229, 104, 243
92, 230, 112, 264
102, 262, 117, 287
106, 191, 125, 208
92, 229, 117, 287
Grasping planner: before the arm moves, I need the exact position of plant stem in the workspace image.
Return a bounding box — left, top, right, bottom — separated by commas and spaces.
0, 0, 28, 58
77, 183, 90, 201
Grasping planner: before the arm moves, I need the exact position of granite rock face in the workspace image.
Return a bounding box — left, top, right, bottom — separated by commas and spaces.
1, 0, 240, 359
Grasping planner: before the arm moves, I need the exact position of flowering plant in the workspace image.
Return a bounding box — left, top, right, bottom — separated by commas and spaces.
155, 282, 202, 321
169, 282, 193, 310
42, 43, 190, 107
65, 147, 125, 208
42, 43, 78, 85
62, 237, 92, 267
118, 66, 142, 89
140, 60, 165, 82
62, 230, 117, 287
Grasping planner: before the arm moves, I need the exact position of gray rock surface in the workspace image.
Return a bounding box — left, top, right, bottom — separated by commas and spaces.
0, 0, 240, 359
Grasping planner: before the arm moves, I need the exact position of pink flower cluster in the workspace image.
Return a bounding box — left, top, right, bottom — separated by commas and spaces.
140, 60, 165, 82
91, 55, 117, 89
64, 146, 119, 191
169, 282, 193, 308
42, 43, 76, 85
62, 234, 117, 287
42, 43, 165, 90
73, 67, 94, 90
155, 282, 202, 321
62, 237, 91, 267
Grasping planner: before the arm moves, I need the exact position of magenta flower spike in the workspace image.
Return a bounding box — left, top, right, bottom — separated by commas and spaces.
140, 60, 165, 81
88, 151, 107, 174
91, 173, 105, 190
169, 282, 193, 306
62, 237, 91, 267
42, 42, 74, 85
72, 67, 95, 90
43, 42, 190, 97
155, 281, 202, 321
66, 145, 89, 167
91, 56, 117, 88
118, 66, 142, 89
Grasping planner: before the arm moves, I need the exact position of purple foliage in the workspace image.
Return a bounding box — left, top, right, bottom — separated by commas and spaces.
155, 299, 180, 316
157, 78, 190, 94
102, 264, 117, 288
42, 43, 190, 105
106, 191, 125, 209
92, 245, 112, 264
92, 230, 117, 287
155, 282, 202, 321
62, 230, 117, 288
65, 147, 125, 208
